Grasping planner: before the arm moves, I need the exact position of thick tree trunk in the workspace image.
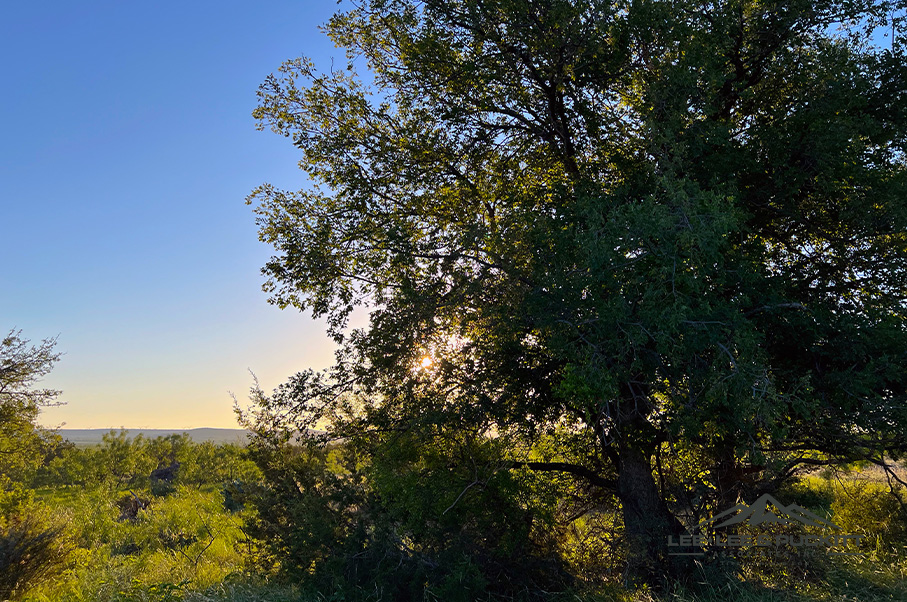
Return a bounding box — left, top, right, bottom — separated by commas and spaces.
617, 445, 693, 586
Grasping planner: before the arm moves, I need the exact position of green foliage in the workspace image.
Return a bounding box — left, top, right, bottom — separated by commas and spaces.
0, 330, 70, 600
98, 432, 158, 488
14, 437, 264, 602
0, 511, 71, 602
776, 477, 837, 512
21, 484, 253, 602
35, 435, 261, 492
108, 580, 188, 602
1, 330, 62, 489
6, 443, 906, 601
236, 424, 573, 601
831, 479, 907, 552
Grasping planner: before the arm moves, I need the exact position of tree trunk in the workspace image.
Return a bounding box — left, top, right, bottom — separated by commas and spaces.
617, 445, 694, 586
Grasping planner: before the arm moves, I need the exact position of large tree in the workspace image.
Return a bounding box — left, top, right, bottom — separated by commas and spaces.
246, 0, 907, 583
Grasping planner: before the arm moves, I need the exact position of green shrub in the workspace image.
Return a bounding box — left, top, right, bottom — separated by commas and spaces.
22, 484, 253, 601
238, 434, 573, 601
831, 479, 907, 552
0, 512, 71, 600
776, 477, 835, 512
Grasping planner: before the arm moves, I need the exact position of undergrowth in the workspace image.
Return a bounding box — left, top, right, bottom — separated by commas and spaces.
16, 469, 907, 601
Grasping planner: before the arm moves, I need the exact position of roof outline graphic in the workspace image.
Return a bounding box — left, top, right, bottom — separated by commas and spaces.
697, 493, 841, 530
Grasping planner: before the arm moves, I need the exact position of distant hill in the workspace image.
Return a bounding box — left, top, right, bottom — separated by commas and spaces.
57, 428, 251, 446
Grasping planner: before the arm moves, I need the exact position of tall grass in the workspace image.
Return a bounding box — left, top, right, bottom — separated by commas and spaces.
22, 485, 260, 602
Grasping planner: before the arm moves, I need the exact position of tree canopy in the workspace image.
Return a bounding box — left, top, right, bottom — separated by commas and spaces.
245, 0, 907, 586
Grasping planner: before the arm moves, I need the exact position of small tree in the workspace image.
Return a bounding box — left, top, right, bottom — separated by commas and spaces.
0, 329, 69, 599
0, 329, 61, 496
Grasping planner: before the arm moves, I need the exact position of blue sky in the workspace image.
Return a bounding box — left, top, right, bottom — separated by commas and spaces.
1, 1, 353, 428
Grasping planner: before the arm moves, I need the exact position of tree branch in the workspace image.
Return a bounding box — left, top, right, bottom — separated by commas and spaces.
506, 461, 616, 490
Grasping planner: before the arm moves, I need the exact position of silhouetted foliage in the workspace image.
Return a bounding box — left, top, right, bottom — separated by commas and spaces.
236, 429, 572, 601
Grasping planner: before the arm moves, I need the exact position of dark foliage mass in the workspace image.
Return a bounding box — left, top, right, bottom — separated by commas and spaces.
235, 433, 575, 600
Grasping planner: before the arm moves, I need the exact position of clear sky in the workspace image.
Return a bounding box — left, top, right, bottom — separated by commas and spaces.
1, 1, 353, 429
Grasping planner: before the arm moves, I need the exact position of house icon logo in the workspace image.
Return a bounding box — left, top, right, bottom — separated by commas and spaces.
667, 493, 863, 555
697, 493, 840, 530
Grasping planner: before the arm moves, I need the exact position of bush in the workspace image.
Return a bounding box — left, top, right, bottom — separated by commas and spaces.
0, 512, 71, 600
238, 433, 573, 601
831, 479, 907, 553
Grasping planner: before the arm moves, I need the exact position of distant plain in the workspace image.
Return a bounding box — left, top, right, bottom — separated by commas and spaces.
57, 429, 249, 447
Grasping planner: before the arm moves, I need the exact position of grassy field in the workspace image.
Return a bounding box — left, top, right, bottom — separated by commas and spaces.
22, 485, 266, 602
